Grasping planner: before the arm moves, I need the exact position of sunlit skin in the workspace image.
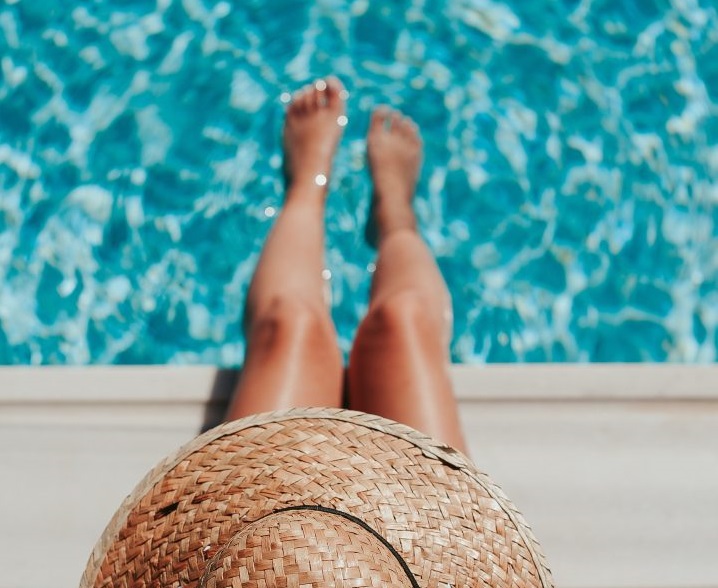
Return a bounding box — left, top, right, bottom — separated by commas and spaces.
227, 77, 467, 454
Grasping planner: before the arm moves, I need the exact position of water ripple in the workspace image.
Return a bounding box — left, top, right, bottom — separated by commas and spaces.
0, 0, 716, 364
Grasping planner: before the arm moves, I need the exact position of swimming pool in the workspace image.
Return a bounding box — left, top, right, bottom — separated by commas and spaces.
0, 0, 716, 364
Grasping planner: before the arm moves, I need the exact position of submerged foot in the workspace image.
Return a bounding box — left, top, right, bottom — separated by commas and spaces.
365, 107, 423, 247
283, 76, 347, 197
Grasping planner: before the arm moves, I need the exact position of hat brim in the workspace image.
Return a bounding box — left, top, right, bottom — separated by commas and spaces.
81, 407, 553, 588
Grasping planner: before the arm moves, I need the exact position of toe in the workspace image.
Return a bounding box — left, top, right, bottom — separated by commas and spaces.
400, 115, 414, 136
314, 79, 328, 108
308, 85, 321, 110
398, 114, 420, 141
324, 76, 346, 112
302, 84, 316, 111
390, 111, 403, 131
371, 107, 391, 131
291, 88, 306, 113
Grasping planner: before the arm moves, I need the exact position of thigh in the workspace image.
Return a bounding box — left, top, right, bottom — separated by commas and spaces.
347, 293, 468, 453
226, 299, 344, 420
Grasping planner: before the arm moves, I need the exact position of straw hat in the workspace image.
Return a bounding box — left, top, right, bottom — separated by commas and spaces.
81, 408, 553, 588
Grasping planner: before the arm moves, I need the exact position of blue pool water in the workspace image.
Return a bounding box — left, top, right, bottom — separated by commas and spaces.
0, 0, 716, 364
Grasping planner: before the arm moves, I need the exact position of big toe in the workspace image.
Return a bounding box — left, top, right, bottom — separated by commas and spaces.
324, 76, 347, 112
398, 114, 420, 141
370, 107, 392, 133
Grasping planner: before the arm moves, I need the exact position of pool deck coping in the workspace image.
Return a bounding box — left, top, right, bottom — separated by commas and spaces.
1, 363, 716, 402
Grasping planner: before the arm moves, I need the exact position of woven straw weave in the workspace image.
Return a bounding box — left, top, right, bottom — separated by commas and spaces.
200, 508, 416, 587
80, 408, 553, 588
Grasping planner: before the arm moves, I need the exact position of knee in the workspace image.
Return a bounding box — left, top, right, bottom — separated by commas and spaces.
247, 296, 334, 351
361, 291, 438, 341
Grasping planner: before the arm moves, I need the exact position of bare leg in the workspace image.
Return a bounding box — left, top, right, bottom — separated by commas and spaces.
348, 108, 468, 453
226, 78, 346, 420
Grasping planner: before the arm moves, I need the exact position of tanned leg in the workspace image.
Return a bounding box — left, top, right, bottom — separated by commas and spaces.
348, 107, 468, 453
226, 77, 346, 420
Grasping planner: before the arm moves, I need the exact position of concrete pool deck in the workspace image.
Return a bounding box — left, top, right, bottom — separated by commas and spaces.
1, 364, 717, 588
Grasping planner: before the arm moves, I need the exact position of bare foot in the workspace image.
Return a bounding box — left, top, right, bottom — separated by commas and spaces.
283, 76, 347, 196
366, 107, 423, 246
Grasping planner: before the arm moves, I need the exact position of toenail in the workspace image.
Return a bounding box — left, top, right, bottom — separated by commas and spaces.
315, 79, 327, 91
279, 92, 291, 104
339, 89, 349, 101
337, 115, 348, 127
314, 173, 328, 186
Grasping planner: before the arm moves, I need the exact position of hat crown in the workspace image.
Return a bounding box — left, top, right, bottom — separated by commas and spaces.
200, 507, 416, 588
82, 409, 554, 588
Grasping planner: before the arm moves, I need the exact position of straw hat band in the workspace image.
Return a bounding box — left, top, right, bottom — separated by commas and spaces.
200, 506, 419, 587
82, 408, 553, 588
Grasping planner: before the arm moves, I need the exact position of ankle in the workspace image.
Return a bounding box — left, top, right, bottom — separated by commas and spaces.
372, 178, 414, 204
374, 204, 417, 242
284, 179, 329, 204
